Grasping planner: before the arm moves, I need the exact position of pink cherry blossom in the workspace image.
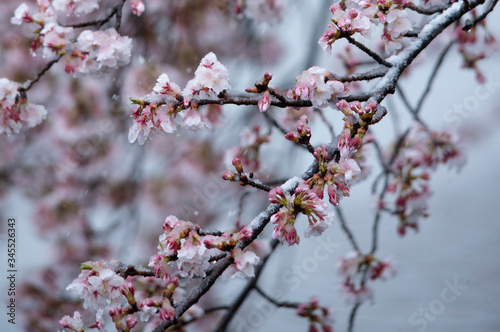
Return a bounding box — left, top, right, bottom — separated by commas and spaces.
11, 3, 32, 25
289, 66, 344, 108
59, 311, 84, 331
183, 52, 230, 102
74, 29, 132, 74
258, 90, 271, 112
66, 261, 126, 311
231, 248, 260, 278
153, 73, 181, 99
130, 0, 145, 16
0, 78, 47, 135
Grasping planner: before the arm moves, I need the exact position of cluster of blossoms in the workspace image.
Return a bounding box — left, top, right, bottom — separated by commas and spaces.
296, 297, 334, 332
66, 261, 126, 311
62, 260, 187, 330
454, 21, 497, 83
268, 182, 330, 246
288, 66, 345, 108
11, 1, 133, 73
385, 125, 464, 235
61, 215, 260, 331
129, 52, 229, 144
0, 78, 47, 135
235, 0, 285, 25
337, 252, 396, 305
306, 144, 362, 207
319, 0, 413, 54
148, 215, 260, 282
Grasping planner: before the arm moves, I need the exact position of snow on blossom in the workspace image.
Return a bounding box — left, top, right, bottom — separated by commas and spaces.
243, 0, 285, 25
66, 261, 125, 311
289, 66, 344, 108
11, 3, 32, 25
153, 73, 181, 99
382, 7, 413, 54
0, 78, 47, 135
71, 29, 132, 74
130, 0, 145, 16
128, 103, 178, 145
175, 237, 214, 278
52, 0, 100, 16
40, 22, 74, 57
139, 298, 158, 322
319, 2, 372, 54
11, 2, 57, 25
231, 248, 260, 278
183, 52, 230, 101
59, 311, 84, 331
148, 216, 219, 281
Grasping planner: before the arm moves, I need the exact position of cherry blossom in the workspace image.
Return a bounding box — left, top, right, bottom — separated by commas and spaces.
2, 0, 497, 331
183, 52, 230, 102
11, 3, 32, 25
296, 297, 334, 332
231, 248, 260, 278
59, 311, 84, 331
66, 261, 126, 311
71, 29, 133, 74
289, 66, 344, 108
268, 182, 331, 245
130, 0, 145, 16
337, 252, 396, 305
0, 78, 47, 135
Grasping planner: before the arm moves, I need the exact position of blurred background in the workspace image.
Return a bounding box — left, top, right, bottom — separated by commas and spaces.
0, 0, 499, 331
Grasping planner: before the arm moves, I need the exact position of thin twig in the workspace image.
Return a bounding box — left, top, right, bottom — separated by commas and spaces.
463, 0, 498, 30
347, 302, 361, 332
335, 206, 361, 253
414, 41, 455, 113
21, 54, 64, 92
314, 108, 336, 139
214, 239, 281, 331
345, 36, 392, 68
254, 285, 299, 308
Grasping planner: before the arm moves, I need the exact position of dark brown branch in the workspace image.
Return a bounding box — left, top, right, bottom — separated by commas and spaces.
327, 67, 388, 82
314, 108, 336, 139
345, 36, 392, 68
115, 263, 155, 278
262, 111, 309, 151
214, 239, 281, 331
21, 54, 64, 92
254, 285, 299, 308
463, 0, 498, 30
60, 0, 126, 29
152, 140, 337, 332
415, 40, 455, 113
347, 302, 361, 332
367, 0, 486, 105
335, 206, 361, 253
234, 173, 273, 192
